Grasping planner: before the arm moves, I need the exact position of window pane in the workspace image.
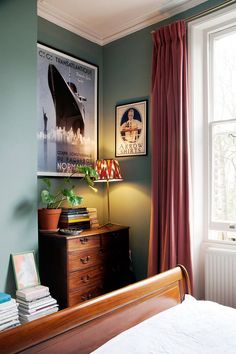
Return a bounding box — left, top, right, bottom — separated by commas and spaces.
211, 121, 236, 223
209, 230, 236, 241
212, 29, 236, 121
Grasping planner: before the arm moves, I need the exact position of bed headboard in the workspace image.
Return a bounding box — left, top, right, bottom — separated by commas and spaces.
0, 265, 191, 354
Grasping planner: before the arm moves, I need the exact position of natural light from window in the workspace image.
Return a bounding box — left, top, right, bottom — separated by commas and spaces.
210, 27, 236, 241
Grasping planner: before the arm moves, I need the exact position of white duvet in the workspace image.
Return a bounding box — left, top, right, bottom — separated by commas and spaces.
91, 295, 236, 354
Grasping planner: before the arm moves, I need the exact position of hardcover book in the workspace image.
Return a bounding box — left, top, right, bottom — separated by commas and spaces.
0, 299, 16, 310
19, 302, 58, 315
17, 295, 53, 307
0, 319, 20, 331
18, 296, 57, 311
0, 293, 11, 304
16, 285, 49, 302
61, 207, 87, 214
19, 306, 58, 323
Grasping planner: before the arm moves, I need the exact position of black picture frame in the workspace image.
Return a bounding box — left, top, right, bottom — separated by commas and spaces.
37, 43, 98, 177
115, 100, 148, 157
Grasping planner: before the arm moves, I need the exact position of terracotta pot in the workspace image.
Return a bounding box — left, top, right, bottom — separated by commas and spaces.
38, 208, 62, 231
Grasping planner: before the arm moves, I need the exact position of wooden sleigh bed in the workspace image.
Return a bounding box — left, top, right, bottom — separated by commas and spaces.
0, 265, 190, 354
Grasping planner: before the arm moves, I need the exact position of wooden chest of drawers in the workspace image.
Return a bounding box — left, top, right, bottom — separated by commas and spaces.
39, 225, 130, 309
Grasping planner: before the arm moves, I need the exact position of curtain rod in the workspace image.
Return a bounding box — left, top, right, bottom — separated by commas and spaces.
150, 0, 235, 34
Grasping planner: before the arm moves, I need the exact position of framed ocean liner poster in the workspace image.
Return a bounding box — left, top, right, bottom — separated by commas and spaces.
115, 100, 147, 157
37, 43, 98, 176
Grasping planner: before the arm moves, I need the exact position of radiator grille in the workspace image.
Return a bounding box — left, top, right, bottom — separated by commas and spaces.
205, 247, 236, 307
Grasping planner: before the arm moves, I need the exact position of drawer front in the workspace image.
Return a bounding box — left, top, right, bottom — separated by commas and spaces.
67, 235, 100, 251
68, 282, 104, 306
68, 266, 105, 291
68, 249, 109, 272
101, 230, 129, 250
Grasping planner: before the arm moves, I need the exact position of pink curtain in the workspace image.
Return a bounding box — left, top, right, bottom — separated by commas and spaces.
148, 21, 193, 286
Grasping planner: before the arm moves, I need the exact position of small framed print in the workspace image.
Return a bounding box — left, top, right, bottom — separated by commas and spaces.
11, 251, 40, 290
115, 100, 147, 157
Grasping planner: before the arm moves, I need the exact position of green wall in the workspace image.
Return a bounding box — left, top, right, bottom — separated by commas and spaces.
0, 0, 37, 294
103, 31, 152, 280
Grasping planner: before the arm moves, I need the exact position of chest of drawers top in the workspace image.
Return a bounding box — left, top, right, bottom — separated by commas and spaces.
41, 225, 129, 248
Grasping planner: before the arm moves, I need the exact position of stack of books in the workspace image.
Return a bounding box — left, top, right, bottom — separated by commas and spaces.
87, 207, 99, 228
0, 292, 20, 332
16, 285, 58, 324
59, 207, 91, 230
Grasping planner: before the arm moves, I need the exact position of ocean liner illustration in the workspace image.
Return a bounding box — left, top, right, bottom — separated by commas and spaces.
48, 64, 86, 136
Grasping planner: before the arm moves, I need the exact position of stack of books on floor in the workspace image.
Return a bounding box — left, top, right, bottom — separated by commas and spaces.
0, 292, 20, 332
59, 207, 91, 231
16, 285, 58, 324
87, 207, 99, 228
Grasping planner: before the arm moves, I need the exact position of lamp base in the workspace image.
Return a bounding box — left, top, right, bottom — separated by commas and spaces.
98, 222, 114, 229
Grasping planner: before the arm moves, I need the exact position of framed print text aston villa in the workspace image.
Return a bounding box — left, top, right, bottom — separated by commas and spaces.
37, 43, 98, 176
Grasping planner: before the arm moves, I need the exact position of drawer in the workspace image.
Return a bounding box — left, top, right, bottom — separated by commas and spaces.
68, 249, 109, 272
67, 235, 101, 251
101, 230, 129, 250
68, 282, 104, 306
68, 266, 105, 291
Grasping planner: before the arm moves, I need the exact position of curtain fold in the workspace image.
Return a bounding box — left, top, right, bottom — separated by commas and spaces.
148, 21, 193, 285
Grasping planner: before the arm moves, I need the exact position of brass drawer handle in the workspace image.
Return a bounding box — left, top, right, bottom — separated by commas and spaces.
80, 256, 90, 264
81, 293, 92, 301
81, 275, 90, 283
80, 237, 88, 244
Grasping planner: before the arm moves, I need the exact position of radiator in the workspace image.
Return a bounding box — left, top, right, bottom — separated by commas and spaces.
205, 247, 236, 308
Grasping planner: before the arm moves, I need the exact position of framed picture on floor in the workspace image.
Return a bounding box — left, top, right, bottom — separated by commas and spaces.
11, 251, 40, 290
115, 100, 147, 157
37, 43, 98, 177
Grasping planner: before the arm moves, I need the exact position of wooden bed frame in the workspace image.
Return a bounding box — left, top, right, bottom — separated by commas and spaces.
0, 265, 191, 354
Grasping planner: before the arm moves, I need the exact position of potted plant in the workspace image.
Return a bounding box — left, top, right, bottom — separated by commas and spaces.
38, 165, 98, 231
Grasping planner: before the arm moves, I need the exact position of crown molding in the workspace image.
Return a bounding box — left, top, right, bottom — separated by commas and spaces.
38, 0, 208, 46
37, 1, 103, 44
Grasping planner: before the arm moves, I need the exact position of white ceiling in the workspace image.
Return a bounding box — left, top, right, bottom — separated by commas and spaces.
38, 0, 208, 45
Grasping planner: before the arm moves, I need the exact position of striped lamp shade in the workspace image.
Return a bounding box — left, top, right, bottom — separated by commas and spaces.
95, 159, 123, 182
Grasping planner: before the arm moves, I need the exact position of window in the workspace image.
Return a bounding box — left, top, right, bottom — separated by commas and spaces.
209, 26, 236, 241
188, 4, 236, 298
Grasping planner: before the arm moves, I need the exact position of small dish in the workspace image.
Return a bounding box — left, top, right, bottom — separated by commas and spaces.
39, 228, 59, 234
59, 228, 83, 236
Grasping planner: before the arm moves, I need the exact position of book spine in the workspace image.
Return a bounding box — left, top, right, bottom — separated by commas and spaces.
60, 218, 90, 223
61, 208, 87, 213
60, 213, 89, 217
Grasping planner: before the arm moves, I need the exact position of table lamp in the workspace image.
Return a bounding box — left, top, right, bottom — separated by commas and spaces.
95, 159, 123, 227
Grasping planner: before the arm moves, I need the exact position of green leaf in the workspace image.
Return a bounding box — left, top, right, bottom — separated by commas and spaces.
85, 174, 94, 187
42, 178, 51, 188
67, 195, 83, 206
41, 190, 55, 206
64, 177, 72, 185
76, 165, 98, 180
62, 188, 74, 197
89, 168, 98, 179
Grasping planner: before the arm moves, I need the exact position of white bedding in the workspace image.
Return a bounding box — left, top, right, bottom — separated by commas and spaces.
91, 295, 236, 354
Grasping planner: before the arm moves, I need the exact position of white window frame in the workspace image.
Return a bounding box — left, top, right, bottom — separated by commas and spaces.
208, 25, 236, 123
208, 25, 236, 233
209, 119, 236, 233
188, 3, 236, 298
